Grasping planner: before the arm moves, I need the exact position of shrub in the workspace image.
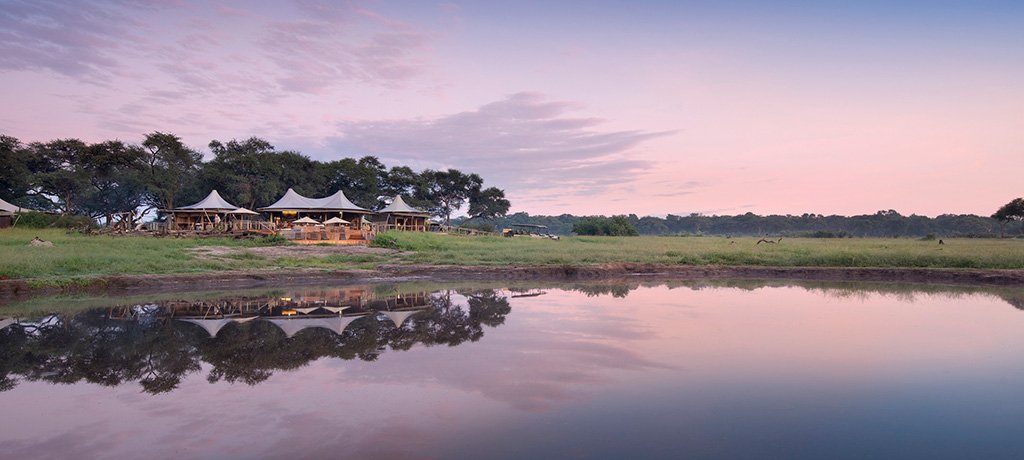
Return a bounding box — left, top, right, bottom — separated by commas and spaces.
245, 234, 291, 247
370, 232, 399, 249
460, 222, 496, 233
13, 212, 98, 230
572, 216, 639, 236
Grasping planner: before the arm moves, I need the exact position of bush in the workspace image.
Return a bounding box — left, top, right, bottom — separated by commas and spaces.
799, 230, 852, 238
14, 212, 98, 230
460, 222, 496, 233
370, 232, 400, 249
572, 216, 639, 236
245, 234, 291, 247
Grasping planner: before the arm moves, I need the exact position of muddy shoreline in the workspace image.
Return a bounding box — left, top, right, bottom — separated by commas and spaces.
2, 264, 1023, 302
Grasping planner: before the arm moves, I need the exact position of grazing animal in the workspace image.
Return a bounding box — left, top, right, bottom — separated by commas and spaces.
938, 239, 944, 245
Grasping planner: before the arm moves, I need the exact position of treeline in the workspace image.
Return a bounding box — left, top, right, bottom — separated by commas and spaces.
0, 133, 509, 226
484, 209, 1024, 238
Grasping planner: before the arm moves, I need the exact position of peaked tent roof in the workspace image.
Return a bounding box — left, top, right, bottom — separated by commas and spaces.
259, 188, 314, 211
179, 318, 237, 338
307, 190, 368, 212
259, 188, 369, 212
265, 316, 359, 338
0, 197, 23, 213
175, 190, 238, 211
380, 309, 423, 328
378, 195, 430, 216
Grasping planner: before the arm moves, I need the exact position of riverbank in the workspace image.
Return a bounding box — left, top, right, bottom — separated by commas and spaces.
2, 229, 1024, 301
2, 263, 1023, 302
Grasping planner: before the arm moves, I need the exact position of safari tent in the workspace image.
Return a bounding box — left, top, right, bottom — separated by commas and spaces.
374, 195, 431, 232
165, 190, 238, 231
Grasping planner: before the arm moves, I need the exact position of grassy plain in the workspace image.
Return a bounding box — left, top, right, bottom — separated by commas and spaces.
1, 228, 1023, 282
387, 231, 1024, 269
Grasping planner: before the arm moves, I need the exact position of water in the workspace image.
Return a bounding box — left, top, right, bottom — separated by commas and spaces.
1, 281, 1023, 459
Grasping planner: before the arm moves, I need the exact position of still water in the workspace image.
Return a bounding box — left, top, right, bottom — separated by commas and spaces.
1, 281, 1023, 459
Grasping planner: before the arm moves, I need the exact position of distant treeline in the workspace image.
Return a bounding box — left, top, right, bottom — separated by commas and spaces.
0, 133, 509, 226
472, 210, 1024, 238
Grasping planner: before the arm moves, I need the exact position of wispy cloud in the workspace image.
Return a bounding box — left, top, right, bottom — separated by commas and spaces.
330, 92, 673, 196
0, 0, 164, 81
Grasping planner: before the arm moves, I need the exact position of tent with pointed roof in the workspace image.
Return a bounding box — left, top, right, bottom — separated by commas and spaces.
260, 188, 371, 230
307, 190, 367, 212
178, 318, 245, 338
265, 316, 362, 338
177, 190, 238, 211
374, 196, 431, 232
0, 197, 23, 213
0, 197, 20, 228
167, 190, 239, 231
380, 309, 423, 328
259, 188, 313, 212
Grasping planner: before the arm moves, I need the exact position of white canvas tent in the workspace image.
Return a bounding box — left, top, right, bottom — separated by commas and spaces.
380, 310, 423, 328
265, 316, 362, 338
0, 197, 23, 213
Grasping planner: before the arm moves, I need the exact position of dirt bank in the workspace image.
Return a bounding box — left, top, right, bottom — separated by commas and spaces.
2, 263, 1023, 302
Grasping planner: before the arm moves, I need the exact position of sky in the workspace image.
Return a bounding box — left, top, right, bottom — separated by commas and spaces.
1, 0, 1022, 217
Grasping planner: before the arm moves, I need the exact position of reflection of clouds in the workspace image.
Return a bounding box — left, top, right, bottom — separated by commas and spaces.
335, 298, 672, 412
4, 422, 123, 460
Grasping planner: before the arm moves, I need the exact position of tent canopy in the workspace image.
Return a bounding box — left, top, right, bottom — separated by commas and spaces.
260, 188, 369, 212
378, 195, 430, 216
0, 197, 23, 213
175, 190, 238, 211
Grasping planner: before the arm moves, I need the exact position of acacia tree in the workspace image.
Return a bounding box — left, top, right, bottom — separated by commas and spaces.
0, 135, 32, 203
29, 139, 92, 215
141, 132, 203, 211
463, 186, 510, 226
992, 198, 1024, 238
78, 140, 148, 226
204, 137, 279, 209
422, 169, 482, 226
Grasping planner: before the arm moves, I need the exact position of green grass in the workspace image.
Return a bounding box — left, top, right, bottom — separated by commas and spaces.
2, 228, 1023, 284
383, 231, 1024, 269
0, 228, 266, 279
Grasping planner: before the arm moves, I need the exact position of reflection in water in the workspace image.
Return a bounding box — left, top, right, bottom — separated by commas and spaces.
0, 287, 510, 393
2, 281, 1024, 459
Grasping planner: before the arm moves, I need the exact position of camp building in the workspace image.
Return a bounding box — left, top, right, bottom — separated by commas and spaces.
374, 195, 432, 232
165, 190, 239, 231
259, 188, 370, 228
0, 197, 23, 229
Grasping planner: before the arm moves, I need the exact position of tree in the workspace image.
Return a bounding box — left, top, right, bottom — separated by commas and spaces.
422, 169, 482, 226
141, 131, 203, 211
464, 186, 510, 225
29, 139, 93, 215
0, 135, 32, 203
572, 216, 639, 236
992, 198, 1024, 238
78, 140, 148, 226
204, 137, 279, 209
